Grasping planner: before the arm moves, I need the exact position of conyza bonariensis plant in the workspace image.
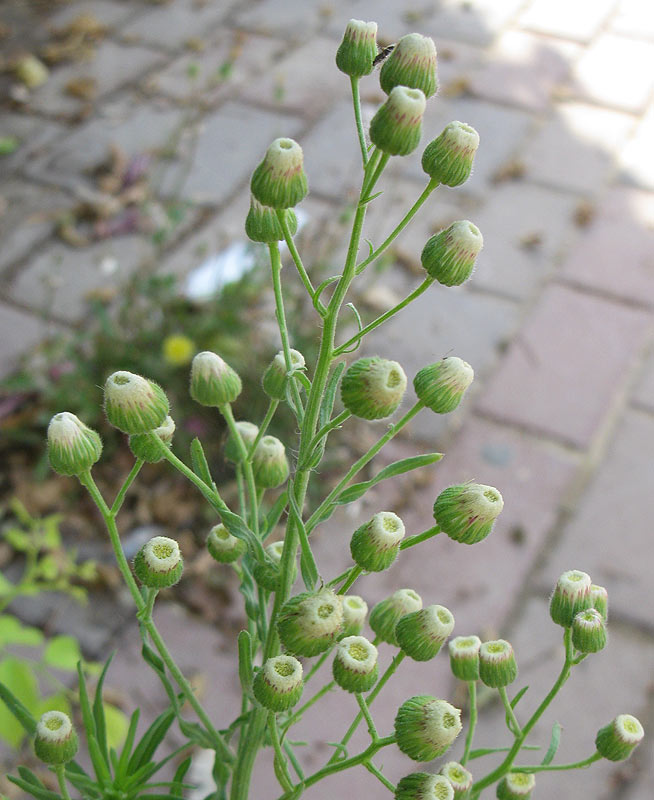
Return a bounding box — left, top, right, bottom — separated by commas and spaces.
5, 20, 644, 800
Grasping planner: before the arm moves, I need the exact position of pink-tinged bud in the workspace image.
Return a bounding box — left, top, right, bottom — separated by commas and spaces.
133, 536, 183, 589
336, 19, 378, 78
278, 588, 344, 657
350, 511, 405, 572
253, 655, 303, 712
370, 86, 426, 156
380, 33, 438, 98
479, 639, 517, 688
440, 761, 473, 799
34, 711, 78, 765
433, 483, 503, 545
596, 714, 644, 761
190, 351, 242, 406
395, 772, 454, 800
250, 138, 308, 209
341, 356, 407, 420
421, 221, 483, 286
395, 695, 462, 761
422, 121, 480, 187
245, 196, 298, 243
104, 371, 169, 434
549, 569, 592, 627
47, 412, 102, 476
496, 772, 536, 799
449, 635, 481, 681
414, 357, 474, 414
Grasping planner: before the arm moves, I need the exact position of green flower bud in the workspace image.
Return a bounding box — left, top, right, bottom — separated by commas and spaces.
332, 635, 379, 693
380, 33, 438, 98
278, 588, 343, 657
252, 435, 290, 489
133, 536, 183, 589
395, 772, 454, 800
479, 639, 517, 688
341, 356, 407, 420
245, 196, 298, 243
370, 86, 426, 156
350, 511, 405, 572
590, 583, 608, 621
341, 594, 368, 638
253, 654, 303, 712
422, 121, 480, 187
414, 357, 474, 414
549, 569, 592, 627
572, 607, 607, 654
596, 714, 644, 761
34, 711, 78, 765
369, 588, 423, 646
104, 371, 169, 434
253, 541, 297, 591
440, 762, 473, 799
47, 412, 102, 476
207, 523, 246, 564
336, 19, 378, 78
395, 695, 462, 761
448, 635, 481, 681
262, 348, 306, 401
421, 221, 484, 287
396, 604, 455, 662
433, 483, 504, 545
129, 416, 175, 463
190, 351, 242, 407
224, 421, 259, 464
250, 138, 308, 209
496, 773, 535, 800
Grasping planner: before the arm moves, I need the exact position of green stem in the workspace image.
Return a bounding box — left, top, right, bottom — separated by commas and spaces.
284, 740, 305, 781
221, 403, 259, 536
499, 685, 521, 736
350, 76, 368, 166
277, 211, 321, 311
364, 152, 390, 199
155, 441, 228, 516
356, 693, 378, 740
462, 680, 478, 766
337, 565, 362, 594
512, 752, 602, 773
364, 760, 395, 793
235, 465, 247, 519
304, 647, 334, 684
248, 399, 280, 458
110, 459, 143, 514
55, 765, 72, 800
269, 712, 294, 792
400, 525, 441, 551
282, 680, 335, 736
307, 409, 351, 454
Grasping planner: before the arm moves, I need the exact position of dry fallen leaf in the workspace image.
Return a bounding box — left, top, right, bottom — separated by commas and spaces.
64, 75, 97, 100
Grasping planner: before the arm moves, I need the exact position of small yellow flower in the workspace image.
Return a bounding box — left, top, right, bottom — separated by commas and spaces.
163, 334, 195, 366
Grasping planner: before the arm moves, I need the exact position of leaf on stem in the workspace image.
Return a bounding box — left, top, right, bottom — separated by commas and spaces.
511, 685, 529, 708
0, 677, 37, 736
287, 491, 319, 590
190, 438, 213, 486
468, 744, 540, 760
541, 721, 562, 766
237, 630, 254, 694
219, 508, 266, 561
335, 453, 443, 505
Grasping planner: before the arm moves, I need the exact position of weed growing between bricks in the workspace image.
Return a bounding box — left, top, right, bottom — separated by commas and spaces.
2, 22, 644, 800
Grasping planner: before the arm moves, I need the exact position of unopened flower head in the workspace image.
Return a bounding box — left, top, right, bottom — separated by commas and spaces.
129, 415, 175, 463
433, 483, 504, 545
590, 584, 608, 621
341, 356, 407, 420
253, 655, 303, 712
395, 695, 462, 761
245, 196, 298, 243
572, 607, 607, 653
369, 86, 427, 156
336, 19, 378, 77
224, 420, 259, 463
596, 714, 644, 761
396, 604, 455, 661
252, 435, 289, 489
47, 412, 102, 476
278, 588, 344, 657
549, 569, 592, 627
380, 33, 438, 98
250, 138, 308, 209
262, 348, 305, 400
341, 594, 368, 637
350, 510, 405, 572
34, 711, 78, 765
190, 351, 242, 407
133, 536, 183, 589
479, 639, 517, 688
253, 540, 297, 591
421, 221, 484, 287
496, 772, 536, 799
449, 635, 482, 681
207, 523, 247, 564
332, 635, 379, 693
104, 371, 169, 434
422, 121, 480, 187
369, 588, 423, 646
396, 772, 454, 800
440, 762, 473, 799
414, 357, 474, 415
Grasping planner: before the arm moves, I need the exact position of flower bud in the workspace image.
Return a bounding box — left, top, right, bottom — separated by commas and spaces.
422, 121, 480, 187
207, 523, 246, 564
549, 569, 592, 627
190, 351, 242, 407
395, 695, 462, 761
380, 33, 438, 98
253, 540, 297, 591
333, 635, 379, 693
590, 584, 608, 621
262, 349, 305, 401
129, 416, 175, 463
224, 421, 259, 464
34, 711, 78, 765
596, 714, 644, 761
104, 371, 169, 434
341, 594, 368, 638
252, 435, 290, 489
245, 196, 298, 243
253, 655, 303, 712
496, 773, 535, 800
369, 588, 423, 646
250, 138, 308, 209
433, 483, 504, 545
448, 635, 482, 681
572, 608, 607, 653
133, 536, 183, 589
336, 19, 378, 78
370, 86, 426, 156
414, 357, 474, 414
396, 604, 455, 662
350, 511, 405, 572
440, 762, 473, 799
421, 221, 484, 287
479, 640, 517, 688
396, 772, 454, 800
278, 588, 343, 657
341, 356, 407, 420
47, 412, 102, 476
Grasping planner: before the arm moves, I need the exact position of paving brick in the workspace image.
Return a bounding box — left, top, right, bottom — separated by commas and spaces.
232, 0, 328, 40
0, 303, 51, 379
125, 0, 236, 50
49, 0, 137, 28
324, 0, 440, 42
0, 114, 65, 174
477, 284, 652, 448
632, 347, 654, 412
429, 0, 529, 47
620, 105, 654, 192
611, 0, 654, 40
519, 0, 618, 43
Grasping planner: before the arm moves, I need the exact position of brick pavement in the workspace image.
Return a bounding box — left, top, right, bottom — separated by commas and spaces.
2, 0, 654, 797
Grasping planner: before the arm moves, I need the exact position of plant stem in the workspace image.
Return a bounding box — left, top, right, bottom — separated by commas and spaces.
307, 409, 351, 454
282, 680, 335, 736
111, 459, 143, 514
337, 565, 362, 594
364, 760, 395, 793
499, 686, 521, 736
400, 525, 441, 550
248, 399, 280, 457
221, 403, 259, 536
235, 465, 247, 519
462, 680, 478, 766
276, 211, 321, 311
55, 765, 72, 800
512, 752, 602, 773
304, 647, 333, 683
269, 712, 294, 792
350, 76, 368, 166
356, 693, 378, 740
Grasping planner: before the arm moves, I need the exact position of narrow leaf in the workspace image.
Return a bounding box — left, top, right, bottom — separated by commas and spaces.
128, 708, 175, 773
335, 453, 443, 505
87, 732, 112, 787
237, 630, 253, 694
17, 767, 45, 788
313, 275, 340, 312
219, 508, 265, 561
116, 709, 140, 783
264, 490, 288, 536
178, 718, 214, 748
77, 662, 96, 741
319, 363, 345, 430
541, 721, 562, 766
468, 744, 540, 760
92, 654, 115, 765
287, 491, 318, 590
190, 438, 213, 486
172, 756, 192, 797
510, 685, 530, 709
7, 776, 61, 800
0, 679, 37, 735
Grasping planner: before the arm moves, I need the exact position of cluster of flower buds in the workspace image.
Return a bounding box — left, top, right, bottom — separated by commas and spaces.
395, 695, 462, 761
34, 711, 78, 765
550, 570, 609, 653
433, 483, 504, 545
278, 588, 343, 656
253, 655, 303, 712
133, 536, 184, 589
341, 356, 407, 420
340, 594, 368, 638
207, 523, 247, 564
129, 415, 175, 463
350, 511, 405, 572
262, 348, 305, 401
369, 588, 423, 646
332, 635, 379, 693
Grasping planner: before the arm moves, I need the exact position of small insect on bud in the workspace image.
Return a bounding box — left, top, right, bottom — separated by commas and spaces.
253, 540, 297, 591
369, 86, 427, 157
129, 416, 175, 463
34, 711, 78, 765
433, 483, 504, 545
395, 695, 462, 762
396, 604, 455, 662
421, 221, 484, 287
224, 421, 259, 464
572, 607, 607, 653
336, 19, 378, 78
47, 412, 102, 477
262, 349, 306, 401
440, 762, 473, 799
278, 588, 343, 657
496, 772, 536, 800
479, 640, 518, 688
549, 569, 592, 627
250, 138, 308, 210
590, 584, 608, 621
245, 196, 298, 243
380, 33, 438, 98
395, 772, 454, 800
253, 655, 303, 712
448, 635, 482, 681
190, 351, 242, 407
350, 511, 405, 572
104, 371, 169, 434
341, 356, 407, 421
333, 635, 379, 693
341, 595, 368, 638
207, 523, 247, 564
133, 536, 183, 589
252, 435, 290, 489
369, 588, 423, 646
422, 121, 480, 187
414, 357, 474, 415
596, 714, 644, 761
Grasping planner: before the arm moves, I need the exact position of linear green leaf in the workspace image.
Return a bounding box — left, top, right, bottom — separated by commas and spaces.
335, 453, 443, 505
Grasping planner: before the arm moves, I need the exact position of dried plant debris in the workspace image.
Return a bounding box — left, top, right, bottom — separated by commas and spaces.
41, 13, 108, 65
573, 199, 596, 228
491, 158, 525, 184
64, 75, 97, 100
518, 231, 543, 250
